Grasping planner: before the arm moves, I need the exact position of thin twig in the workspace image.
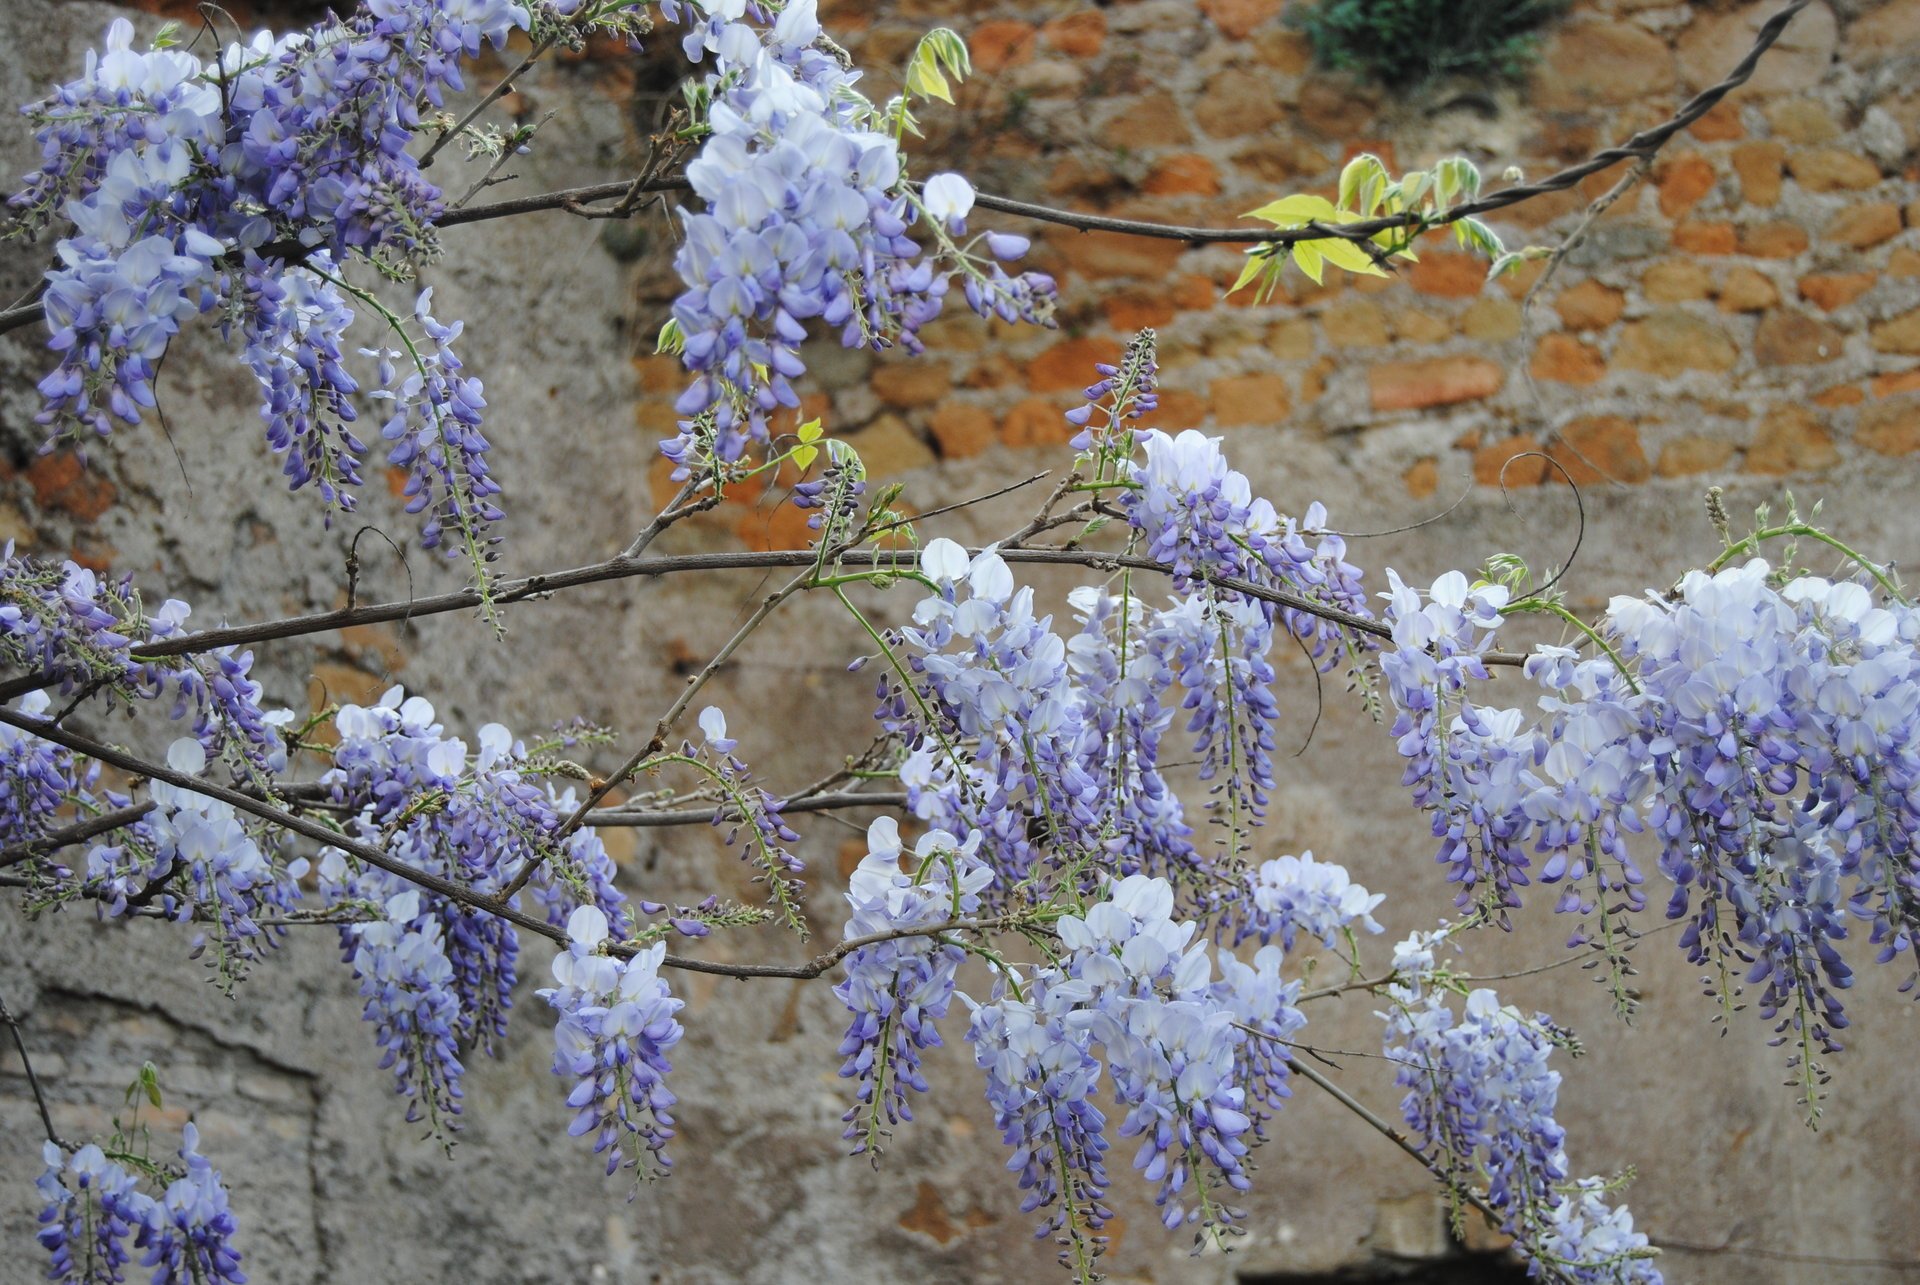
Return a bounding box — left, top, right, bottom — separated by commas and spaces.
515, 568, 816, 894
587, 790, 906, 827
419, 33, 557, 169
1284, 1052, 1504, 1228
0, 706, 1034, 981
0, 992, 67, 1148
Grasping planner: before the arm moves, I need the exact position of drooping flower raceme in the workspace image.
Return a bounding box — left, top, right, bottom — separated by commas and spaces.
36, 1124, 246, 1285
1232, 850, 1385, 953
539, 905, 686, 1179
659, 0, 1055, 475
1383, 980, 1660, 1283
13, 4, 535, 559
961, 875, 1307, 1264
835, 817, 992, 1156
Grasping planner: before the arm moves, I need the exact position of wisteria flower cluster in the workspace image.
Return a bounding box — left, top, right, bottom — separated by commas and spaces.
36, 1124, 245, 1285
0, 545, 287, 777
1382, 966, 1660, 1283
962, 874, 1307, 1267
11, 2, 553, 563
835, 817, 993, 1156
312, 688, 632, 1131
1378, 556, 1920, 1105
538, 905, 686, 1178
658, 0, 1055, 475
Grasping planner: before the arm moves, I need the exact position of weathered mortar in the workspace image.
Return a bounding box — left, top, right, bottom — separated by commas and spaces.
2, 2, 1920, 1282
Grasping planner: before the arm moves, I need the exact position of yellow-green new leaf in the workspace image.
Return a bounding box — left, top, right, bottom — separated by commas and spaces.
1313, 234, 1389, 277
792, 417, 824, 473
1244, 193, 1339, 227
1291, 240, 1326, 284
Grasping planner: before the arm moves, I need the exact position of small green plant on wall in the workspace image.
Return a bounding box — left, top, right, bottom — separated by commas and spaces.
1290, 0, 1570, 90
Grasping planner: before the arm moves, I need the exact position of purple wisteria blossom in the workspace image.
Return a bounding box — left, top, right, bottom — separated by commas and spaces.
538, 905, 685, 1179
835, 818, 992, 1156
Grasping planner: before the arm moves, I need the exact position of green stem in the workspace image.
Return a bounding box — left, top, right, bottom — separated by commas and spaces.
1708, 523, 1907, 604
1503, 599, 1642, 696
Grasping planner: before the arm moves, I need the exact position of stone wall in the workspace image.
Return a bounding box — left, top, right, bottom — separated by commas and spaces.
3, 2, 1920, 1283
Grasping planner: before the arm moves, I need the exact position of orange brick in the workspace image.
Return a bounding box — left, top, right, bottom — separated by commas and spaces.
1370, 356, 1503, 412
1549, 416, 1650, 485
1404, 457, 1439, 499
1172, 275, 1215, 312
1657, 154, 1718, 218
1040, 10, 1106, 58
1673, 221, 1737, 254
1872, 309, 1920, 356
928, 403, 996, 459
1473, 435, 1548, 487
1210, 373, 1292, 426
1102, 290, 1176, 331
1554, 280, 1625, 331
1797, 272, 1875, 311
1745, 405, 1836, 475
1872, 371, 1920, 398
871, 361, 951, 408
1643, 259, 1713, 302
1857, 396, 1920, 457
26, 452, 116, 522
1716, 265, 1779, 312
1615, 312, 1737, 376
1689, 98, 1745, 142
1730, 142, 1785, 207
1000, 396, 1070, 449
1200, 0, 1283, 40
1825, 202, 1903, 249
1786, 148, 1883, 193
1405, 252, 1488, 299
1100, 92, 1193, 149
1739, 221, 1809, 259
1026, 337, 1124, 392
1755, 309, 1845, 365
1050, 229, 1187, 281
1141, 153, 1221, 197
1657, 435, 1737, 478
971, 20, 1036, 73
1812, 384, 1864, 408
1530, 334, 1606, 385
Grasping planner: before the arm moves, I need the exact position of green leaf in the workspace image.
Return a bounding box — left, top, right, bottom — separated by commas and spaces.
1291, 240, 1326, 285
654, 317, 684, 356
1228, 251, 1269, 297
1244, 193, 1339, 227
1313, 235, 1388, 277
1339, 153, 1390, 215
904, 28, 971, 105
792, 417, 824, 472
